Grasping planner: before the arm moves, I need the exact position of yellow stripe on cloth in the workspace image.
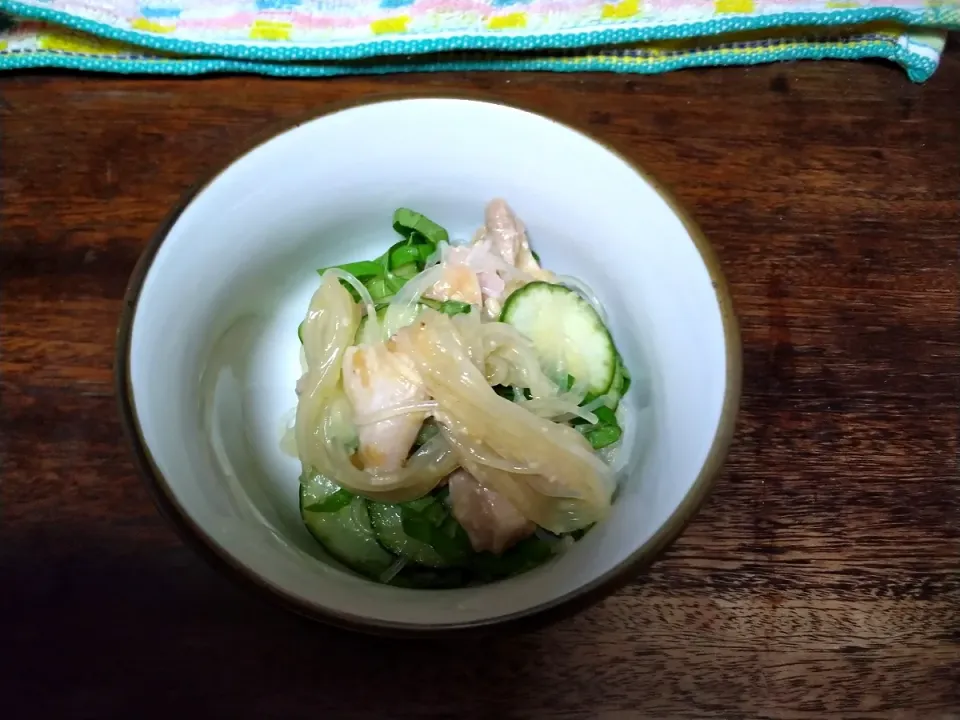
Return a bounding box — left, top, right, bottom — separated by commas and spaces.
488, 13, 527, 30
370, 16, 410, 34
601, 0, 641, 20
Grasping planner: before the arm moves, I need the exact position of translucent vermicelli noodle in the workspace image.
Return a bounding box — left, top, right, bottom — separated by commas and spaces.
292, 201, 634, 586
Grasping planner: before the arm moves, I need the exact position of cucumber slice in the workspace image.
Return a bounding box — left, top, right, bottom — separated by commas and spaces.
368, 498, 470, 568
368, 503, 448, 568
603, 357, 629, 409
299, 473, 396, 579
500, 282, 617, 396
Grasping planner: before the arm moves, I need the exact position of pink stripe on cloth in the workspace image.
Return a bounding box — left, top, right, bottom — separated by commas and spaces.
177, 11, 366, 30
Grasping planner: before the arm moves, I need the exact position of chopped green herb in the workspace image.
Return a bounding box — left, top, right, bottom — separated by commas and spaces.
400, 502, 470, 564
584, 423, 622, 450
391, 263, 419, 280
364, 276, 392, 303
384, 272, 410, 294
592, 405, 618, 425
393, 208, 449, 246
316, 260, 383, 281
420, 297, 473, 316
388, 243, 422, 270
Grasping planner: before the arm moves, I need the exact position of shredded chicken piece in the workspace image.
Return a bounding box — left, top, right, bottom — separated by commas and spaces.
422, 199, 553, 319
448, 469, 535, 554
342, 344, 427, 472
423, 258, 483, 306
475, 199, 554, 318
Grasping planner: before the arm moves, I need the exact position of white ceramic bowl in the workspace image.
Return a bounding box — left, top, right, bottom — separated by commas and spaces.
117, 97, 740, 634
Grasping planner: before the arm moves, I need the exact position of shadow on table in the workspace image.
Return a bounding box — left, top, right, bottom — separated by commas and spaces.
2, 526, 623, 718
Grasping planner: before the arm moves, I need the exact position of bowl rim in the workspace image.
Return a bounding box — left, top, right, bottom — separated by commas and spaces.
115, 93, 742, 637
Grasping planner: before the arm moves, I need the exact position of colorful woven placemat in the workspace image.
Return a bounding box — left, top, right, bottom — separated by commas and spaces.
0, 1, 956, 80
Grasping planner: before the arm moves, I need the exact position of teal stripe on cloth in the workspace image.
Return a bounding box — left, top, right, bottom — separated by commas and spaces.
0, 1, 956, 63
0, 37, 942, 82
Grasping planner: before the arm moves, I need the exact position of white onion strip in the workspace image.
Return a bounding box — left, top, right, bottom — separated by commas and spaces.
354, 401, 439, 426
323, 268, 378, 337
383, 265, 445, 339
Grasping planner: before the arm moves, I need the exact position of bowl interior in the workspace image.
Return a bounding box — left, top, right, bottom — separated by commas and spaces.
125, 98, 734, 630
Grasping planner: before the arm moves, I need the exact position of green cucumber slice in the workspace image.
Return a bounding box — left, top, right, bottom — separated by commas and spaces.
500, 282, 617, 396
368, 497, 470, 569
299, 472, 396, 579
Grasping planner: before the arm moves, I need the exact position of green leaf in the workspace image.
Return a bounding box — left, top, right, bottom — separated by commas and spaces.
303, 489, 353, 513
441, 300, 472, 316
384, 272, 410, 294
316, 260, 383, 280
398, 496, 471, 563
389, 244, 421, 270
415, 244, 436, 264
401, 514, 436, 545
393, 208, 449, 246
530, 249, 541, 264
592, 405, 618, 425
297, 320, 304, 343
584, 423, 622, 450
420, 297, 472, 317
365, 276, 392, 303
392, 263, 419, 280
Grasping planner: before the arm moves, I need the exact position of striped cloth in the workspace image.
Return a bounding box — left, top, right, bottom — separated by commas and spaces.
0, 1, 956, 80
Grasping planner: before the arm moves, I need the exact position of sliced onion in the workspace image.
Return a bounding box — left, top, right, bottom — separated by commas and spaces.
439, 425, 541, 475
518, 398, 598, 425
379, 555, 408, 583
580, 394, 610, 414
354, 401, 439, 426
323, 268, 377, 335
383, 265, 445, 339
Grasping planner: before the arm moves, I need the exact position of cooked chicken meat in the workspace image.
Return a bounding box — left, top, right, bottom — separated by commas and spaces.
342, 343, 427, 472
448, 469, 535, 554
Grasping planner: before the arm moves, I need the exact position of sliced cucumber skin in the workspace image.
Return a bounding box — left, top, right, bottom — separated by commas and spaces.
500, 282, 617, 396
299, 475, 396, 579
368, 502, 455, 569
604, 357, 627, 409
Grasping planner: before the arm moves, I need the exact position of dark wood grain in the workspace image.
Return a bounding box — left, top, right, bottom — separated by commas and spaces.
2, 47, 959, 719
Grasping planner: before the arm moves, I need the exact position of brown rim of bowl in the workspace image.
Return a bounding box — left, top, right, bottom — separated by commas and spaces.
115, 92, 742, 638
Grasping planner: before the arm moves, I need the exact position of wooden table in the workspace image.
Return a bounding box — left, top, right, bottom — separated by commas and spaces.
2, 45, 958, 718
